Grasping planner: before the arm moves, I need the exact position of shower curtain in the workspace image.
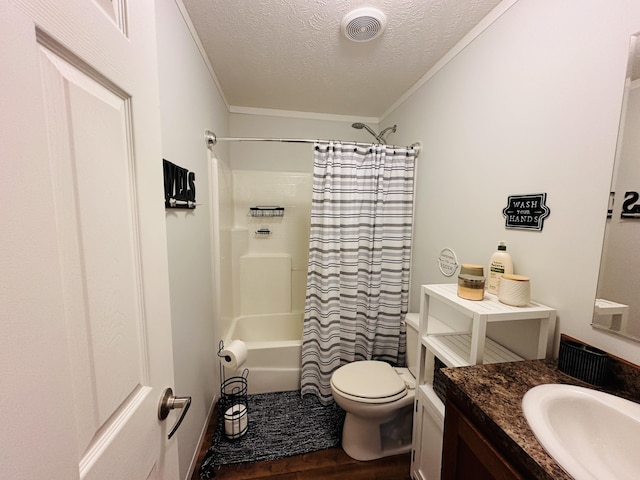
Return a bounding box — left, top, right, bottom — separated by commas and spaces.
301, 141, 416, 404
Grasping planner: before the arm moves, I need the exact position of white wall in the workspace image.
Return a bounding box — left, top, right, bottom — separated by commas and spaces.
383, 0, 640, 364
155, 1, 231, 478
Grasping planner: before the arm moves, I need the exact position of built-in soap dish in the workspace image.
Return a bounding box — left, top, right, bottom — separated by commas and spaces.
255, 227, 272, 238
558, 337, 609, 386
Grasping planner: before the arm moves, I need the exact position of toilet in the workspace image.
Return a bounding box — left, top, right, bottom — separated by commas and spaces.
330, 313, 419, 461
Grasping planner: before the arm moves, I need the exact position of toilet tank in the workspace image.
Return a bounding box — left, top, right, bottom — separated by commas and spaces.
405, 313, 419, 377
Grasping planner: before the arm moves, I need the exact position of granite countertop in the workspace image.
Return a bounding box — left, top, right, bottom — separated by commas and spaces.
441, 359, 595, 480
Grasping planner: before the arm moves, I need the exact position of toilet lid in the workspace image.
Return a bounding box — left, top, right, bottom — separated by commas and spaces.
331, 360, 406, 400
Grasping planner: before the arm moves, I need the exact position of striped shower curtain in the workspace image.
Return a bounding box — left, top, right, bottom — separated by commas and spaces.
301, 142, 416, 404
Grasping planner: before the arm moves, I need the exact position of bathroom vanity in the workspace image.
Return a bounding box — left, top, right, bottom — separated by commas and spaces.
440, 360, 572, 480
411, 284, 557, 480
439, 343, 640, 480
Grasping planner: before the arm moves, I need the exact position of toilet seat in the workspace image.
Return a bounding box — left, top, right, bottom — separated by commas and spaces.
331, 360, 407, 404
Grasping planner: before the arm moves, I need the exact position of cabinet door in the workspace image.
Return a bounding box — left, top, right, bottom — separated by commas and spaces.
442, 400, 524, 480
412, 393, 444, 480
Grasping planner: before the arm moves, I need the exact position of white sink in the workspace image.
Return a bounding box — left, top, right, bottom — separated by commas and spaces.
522, 384, 640, 480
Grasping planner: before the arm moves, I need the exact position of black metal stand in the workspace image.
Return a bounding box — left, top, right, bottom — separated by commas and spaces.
217, 340, 249, 440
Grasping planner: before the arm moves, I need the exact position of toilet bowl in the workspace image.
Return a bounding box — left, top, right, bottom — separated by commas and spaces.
330, 314, 419, 461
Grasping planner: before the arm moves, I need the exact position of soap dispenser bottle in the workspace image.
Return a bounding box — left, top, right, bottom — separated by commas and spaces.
487, 241, 513, 294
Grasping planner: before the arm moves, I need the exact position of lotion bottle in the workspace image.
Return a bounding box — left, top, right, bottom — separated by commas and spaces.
487, 241, 513, 294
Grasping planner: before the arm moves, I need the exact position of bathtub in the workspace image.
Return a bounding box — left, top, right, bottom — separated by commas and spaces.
225, 312, 303, 394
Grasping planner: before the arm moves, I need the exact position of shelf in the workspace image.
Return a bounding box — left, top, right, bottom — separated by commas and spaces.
248, 206, 284, 217
421, 283, 556, 362
423, 284, 556, 322
425, 334, 523, 367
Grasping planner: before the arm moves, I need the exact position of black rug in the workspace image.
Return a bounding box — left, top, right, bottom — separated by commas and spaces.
199, 390, 345, 478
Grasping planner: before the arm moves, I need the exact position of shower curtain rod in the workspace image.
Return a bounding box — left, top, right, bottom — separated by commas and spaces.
204, 130, 421, 157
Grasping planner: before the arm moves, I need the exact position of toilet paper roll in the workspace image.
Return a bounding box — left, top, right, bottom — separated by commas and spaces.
224, 404, 248, 439
220, 339, 248, 370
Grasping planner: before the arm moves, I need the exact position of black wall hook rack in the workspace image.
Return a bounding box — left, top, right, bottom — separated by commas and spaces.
163, 159, 198, 209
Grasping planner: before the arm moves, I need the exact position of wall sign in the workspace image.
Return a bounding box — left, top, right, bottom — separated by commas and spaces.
621, 191, 640, 219
607, 191, 640, 219
437, 248, 459, 277
163, 159, 196, 209
502, 193, 550, 231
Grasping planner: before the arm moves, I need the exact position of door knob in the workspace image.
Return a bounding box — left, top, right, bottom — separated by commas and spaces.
158, 388, 191, 439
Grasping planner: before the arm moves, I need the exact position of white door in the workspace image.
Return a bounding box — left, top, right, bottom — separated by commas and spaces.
1, 1, 180, 479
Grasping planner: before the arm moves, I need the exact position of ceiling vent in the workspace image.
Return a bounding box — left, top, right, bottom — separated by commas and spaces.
341, 7, 387, 42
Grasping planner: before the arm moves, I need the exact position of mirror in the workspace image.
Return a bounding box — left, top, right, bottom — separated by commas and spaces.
592, 32, 640, 341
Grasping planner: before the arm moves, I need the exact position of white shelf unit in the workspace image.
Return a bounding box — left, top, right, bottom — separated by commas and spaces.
410, 283, 556, 480
420, 284, 556, 370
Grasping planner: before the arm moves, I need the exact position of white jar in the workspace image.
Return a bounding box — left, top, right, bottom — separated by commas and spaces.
487, 241, 513, 294
498, 274, 531, 306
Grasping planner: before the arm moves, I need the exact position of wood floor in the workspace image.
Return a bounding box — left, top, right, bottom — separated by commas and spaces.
190, 408, 412, 480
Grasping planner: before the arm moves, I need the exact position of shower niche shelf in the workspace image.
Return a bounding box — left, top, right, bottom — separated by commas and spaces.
248, 206, 285, 217
254, 228, 272, 238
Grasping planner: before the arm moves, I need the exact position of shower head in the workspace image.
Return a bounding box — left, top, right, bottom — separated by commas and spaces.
351, 122, 384, 143
378, 125, 397, 142
351, 122, 397, 144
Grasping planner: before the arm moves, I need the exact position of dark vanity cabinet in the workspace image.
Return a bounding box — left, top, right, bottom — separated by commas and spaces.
441, 398, 525, 480
439, 361, 583, 480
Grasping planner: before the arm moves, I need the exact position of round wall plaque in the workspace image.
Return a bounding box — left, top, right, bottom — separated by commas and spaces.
437, 248, 459, 277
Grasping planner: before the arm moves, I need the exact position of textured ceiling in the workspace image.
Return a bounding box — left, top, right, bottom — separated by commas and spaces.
182, 0, 504, 118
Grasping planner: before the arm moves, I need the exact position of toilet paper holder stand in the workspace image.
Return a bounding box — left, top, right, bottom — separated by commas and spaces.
218, 340, 249, 439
